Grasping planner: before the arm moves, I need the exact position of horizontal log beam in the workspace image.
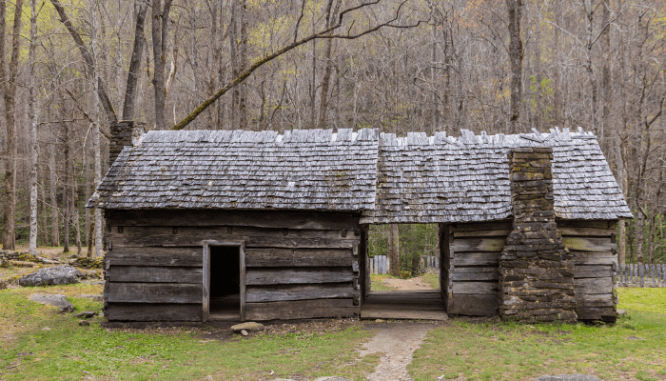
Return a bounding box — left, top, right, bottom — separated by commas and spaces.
449, 222, 512, 233
451, 267, 499, 281
106, 210, 360, 230
107, 266, 202, 283
452, 252, 500, 266
558, 227, 615, 237
245, 248, 352, 267
246, 268, 354, 285
562, 237, 615, 252
106, 283, 202, 303
571, 252, 617, 265
450, 293, 499, 316
574, 265, 613, 279
110, 226, 358, 249
245, 299, 357, 320
574, 277, 613, 295
246, 284, 354, 303
451, 238, 505, 253
451, 282, 498, 294
105, 303, 202, 321
106, 247, 203, 267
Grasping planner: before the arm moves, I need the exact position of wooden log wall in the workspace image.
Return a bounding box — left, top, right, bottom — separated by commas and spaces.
442, 221, 510, 316
104, 210, 362, 322
559, 220, 618, 321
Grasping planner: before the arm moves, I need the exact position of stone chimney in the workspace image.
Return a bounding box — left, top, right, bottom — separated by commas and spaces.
109, 121, 145, 168
499, 147, 577, 323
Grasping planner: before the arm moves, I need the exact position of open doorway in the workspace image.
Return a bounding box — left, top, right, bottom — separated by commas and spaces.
203, 241, 245, 322
361, 224, 447, 321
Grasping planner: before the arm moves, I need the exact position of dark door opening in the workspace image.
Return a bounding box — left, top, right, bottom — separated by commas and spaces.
209, 245, 241, 320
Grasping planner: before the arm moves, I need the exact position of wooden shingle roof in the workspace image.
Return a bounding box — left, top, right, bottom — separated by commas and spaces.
368, 128, 632, 224
87, 129, 379, 211
87, 127, 633, 222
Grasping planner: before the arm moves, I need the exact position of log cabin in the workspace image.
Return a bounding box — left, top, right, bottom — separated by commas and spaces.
87, 122, 632, 323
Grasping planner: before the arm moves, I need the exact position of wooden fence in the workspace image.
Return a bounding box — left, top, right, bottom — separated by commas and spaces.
369, 255, 439, 275
617, 263, 666, 287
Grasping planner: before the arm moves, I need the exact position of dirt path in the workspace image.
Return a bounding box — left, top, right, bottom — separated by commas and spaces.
381, 275, 434, 291
359, 323, 436, 381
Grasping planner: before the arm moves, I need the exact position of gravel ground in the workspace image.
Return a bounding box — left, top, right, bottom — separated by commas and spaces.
359, 322, 437, 381
381, 275, 434, 291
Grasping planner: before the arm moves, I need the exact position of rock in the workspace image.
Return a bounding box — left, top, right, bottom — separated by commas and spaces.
375, 319, 386, 323
28, 294, 75, 313
203, 376, 214, 381
616, 309, 627, 317
0, 279, 6, 290
240, 330, 248, 336
42, 327, 51, 331
69, 254, 78, 259
535, 375, 604, 381
231, 322, 264, 333
314, 377, 353, 381
78, 294, 103, 302
75, 311, 97, 319
19, 265, 82, 287
79, 320, 90, 326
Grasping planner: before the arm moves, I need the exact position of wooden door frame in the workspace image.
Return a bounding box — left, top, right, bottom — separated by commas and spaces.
202, 240, 246, 322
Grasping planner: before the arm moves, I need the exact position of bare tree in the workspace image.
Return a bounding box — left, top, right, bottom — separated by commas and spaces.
505, 0, 524, 133
151, 0, 173, 130
28, 0, 39, 254
1, 0, 24, 251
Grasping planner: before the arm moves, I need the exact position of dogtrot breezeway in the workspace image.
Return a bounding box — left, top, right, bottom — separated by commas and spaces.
361, 290, 448, 321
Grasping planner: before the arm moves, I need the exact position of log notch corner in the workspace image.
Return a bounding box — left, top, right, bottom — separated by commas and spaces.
109, 121, 145, 167
499, 147, 577, 323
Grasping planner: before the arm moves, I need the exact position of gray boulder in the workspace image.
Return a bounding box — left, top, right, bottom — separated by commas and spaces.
314, 378, 352, 381
536, 375, 603, 381
28, 293, 75, 313
19, 265, 82, 287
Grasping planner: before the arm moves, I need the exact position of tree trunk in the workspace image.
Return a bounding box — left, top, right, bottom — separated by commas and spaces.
533, 0, 543, 131
552, 0, 562, 127
1, 0, 24, 251
151, 0, 173, 130
389, 224, 400, 277
505, 0, 524, 133
600, 0, 611, 143
239, 0, 248, 129
92, 0, 104, 257
122, 2, 148, 121
49, 145, 59, 246
63, 123, 70, 253
28, 0, 38, 254
73, 159, 81, 256
229, 0, 239, 128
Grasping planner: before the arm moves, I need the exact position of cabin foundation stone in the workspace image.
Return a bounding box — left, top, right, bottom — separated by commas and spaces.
499, 148, 577, 322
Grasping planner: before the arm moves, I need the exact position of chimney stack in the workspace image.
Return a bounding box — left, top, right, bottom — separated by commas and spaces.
109, 121, 145, 168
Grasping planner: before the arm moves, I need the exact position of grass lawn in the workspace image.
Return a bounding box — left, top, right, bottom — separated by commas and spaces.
421, 272, 439, 290
1, 265, 665, 381
409, 288, 666, 381
0, 282, 379, 381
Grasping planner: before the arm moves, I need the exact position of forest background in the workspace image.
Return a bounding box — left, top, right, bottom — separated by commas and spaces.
0, 0, 664, 272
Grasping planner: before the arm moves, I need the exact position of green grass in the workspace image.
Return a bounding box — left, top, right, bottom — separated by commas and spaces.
370, 274, 397, 291
421, 272, 440, 290
409, 288, 666, 381
0, 284, 379, 381
2, 280, 665, 381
